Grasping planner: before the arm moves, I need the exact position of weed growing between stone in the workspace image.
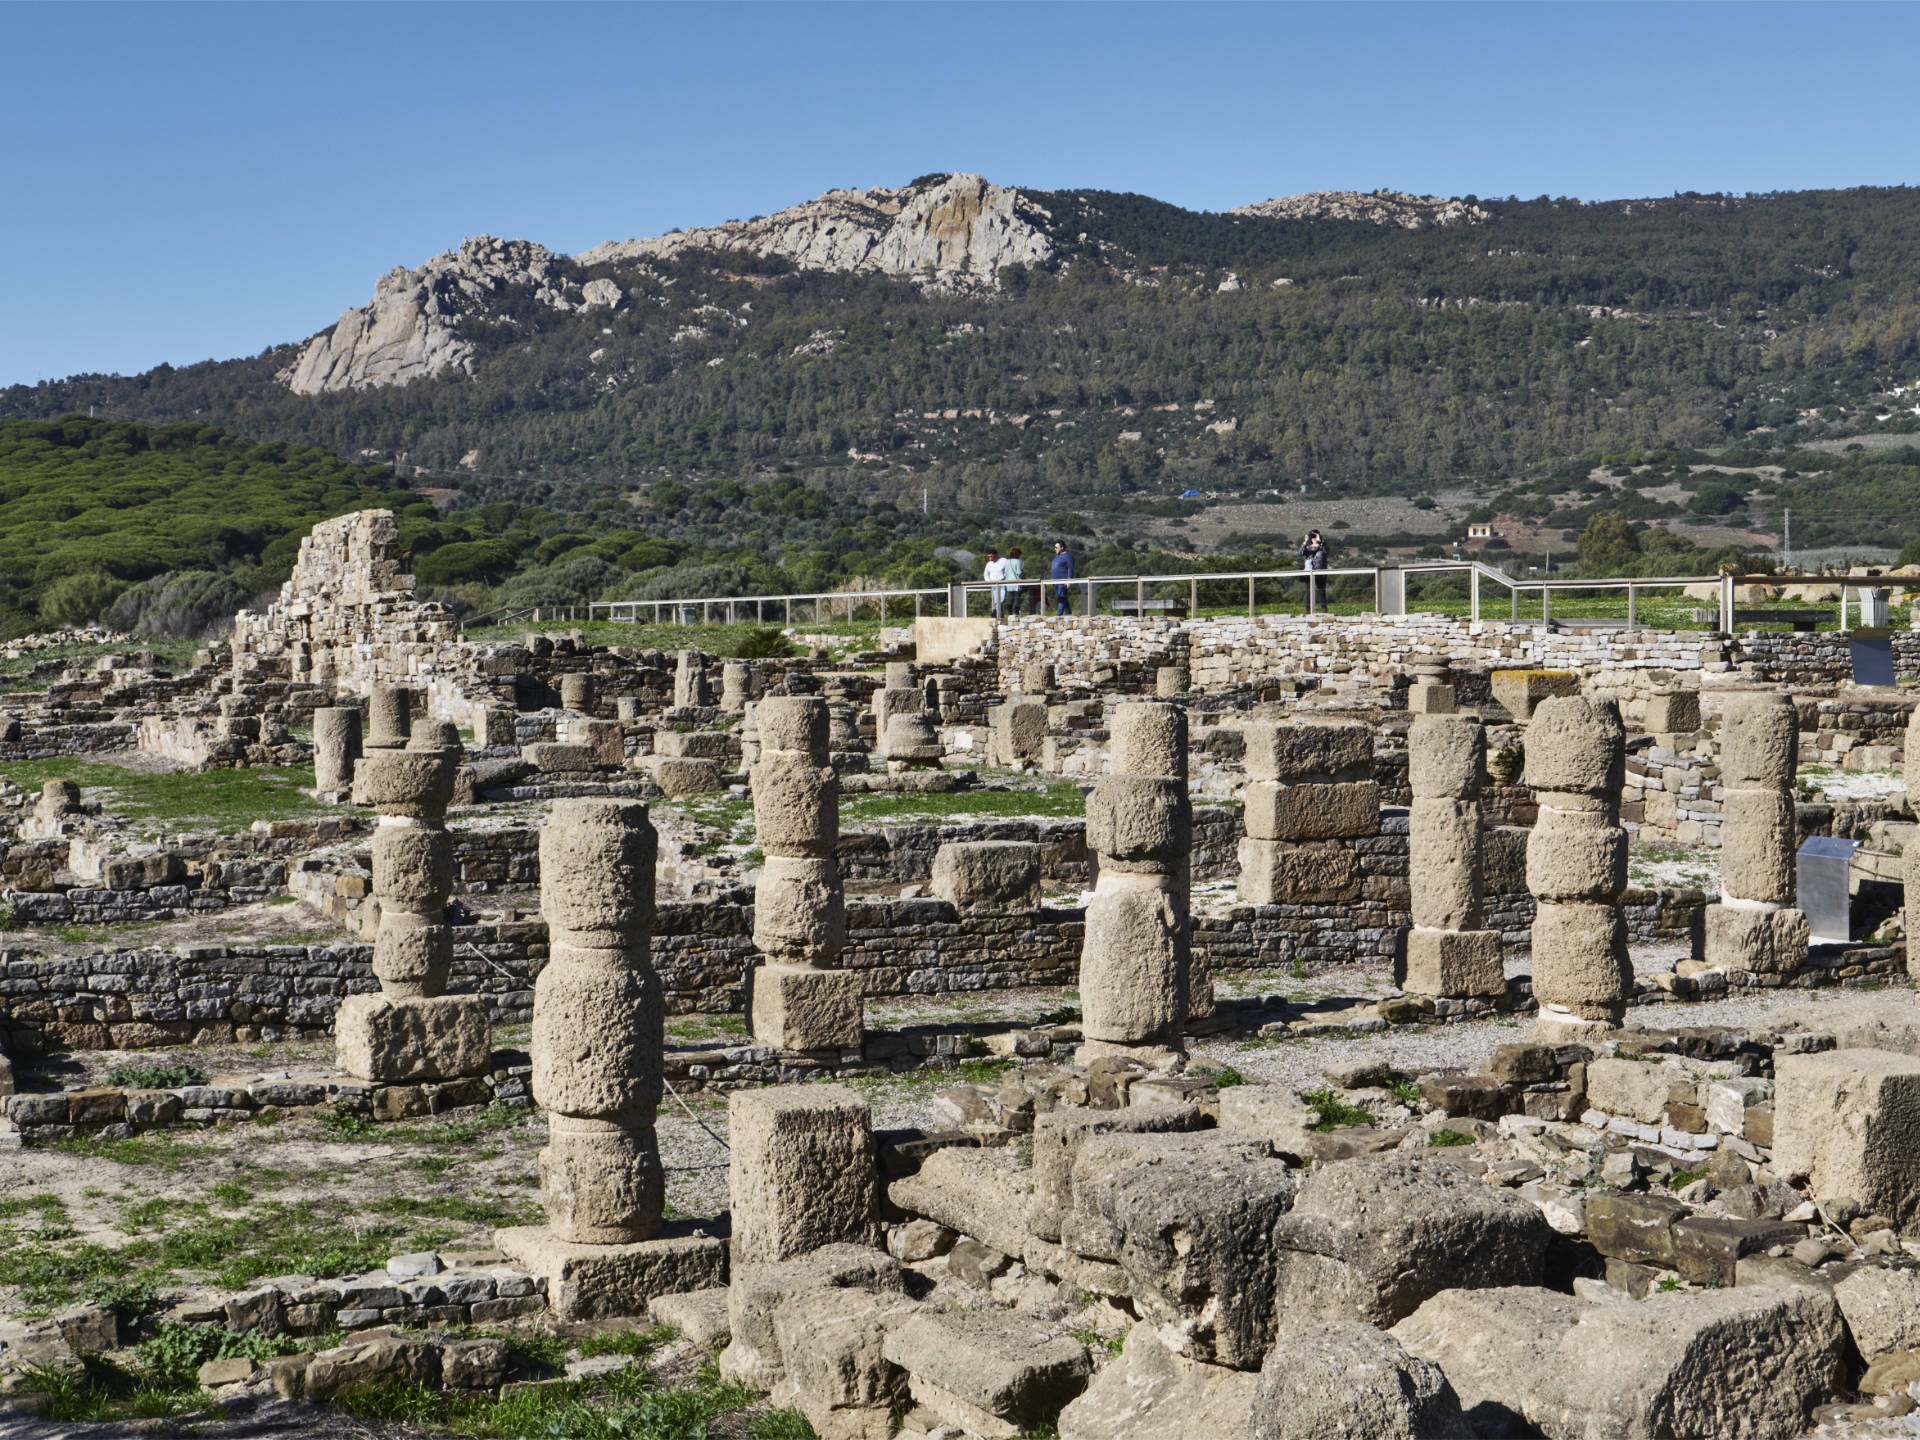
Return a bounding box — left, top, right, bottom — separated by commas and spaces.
1301, 1087, 1375, 1131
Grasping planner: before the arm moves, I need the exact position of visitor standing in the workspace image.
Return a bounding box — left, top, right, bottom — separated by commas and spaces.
1050, 540, 1076, 616
1300, 529, 1329, 611
1004, 548, 1026, 616
983, 549, 1008, 618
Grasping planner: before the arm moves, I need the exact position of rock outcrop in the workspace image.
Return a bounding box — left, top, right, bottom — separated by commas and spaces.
580, 173, 1053, 287
1228, 191, 1491, 229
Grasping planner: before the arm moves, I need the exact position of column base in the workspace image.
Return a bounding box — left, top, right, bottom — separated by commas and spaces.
335, 993, 490, 1083
1704, 902, 1810, 974
1398, 928, 1505, 998
751, 964, 864, 1050
1531, 1005, 1620, 1044
1406, 683, 1456, 715
495, 1222, 726, 1321
1074, 1037, 1186, 1071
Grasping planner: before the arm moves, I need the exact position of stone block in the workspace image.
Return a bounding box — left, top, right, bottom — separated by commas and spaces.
1525, 811, 1625, 902
1586, 1057, 1675, 1124
890, 1146, 1035, 1260
1585, 1191, 1687, 1264
750, 963, 863, 1051
1407, 715, 1483, 799
1241, 780, 1380, 842
1720, 692, 1799, 787
371, 822, 453, 913
1718, 789, 1796, 904
1405, 682, 1456, 715
1270, 1155, 1551, 1331
1834, 1266, 1920, 1358
1488, 668, 1579, 723
522, 741, 600, 773
1251, 1321, 1467, 1440
1774, 1048, 1920, 1231
1086, 775, 1192, 865
1410, 798, 1483, 928
930, 841, 1042, 913
650, 756, 723, 797
1645, 691, 1701, 734
353, 749, 457, 815
1521, 695, 1623, 795
656, 729, 740, 760
559, 671, 596, 713
771, 1285, 920, 1439
335, 993, 489, 1083
883, 1310, 1092, 1434
750, 753, 839, 857
1110, 701, 1187, 779
1703, 903, 1809, 974
649, 1285, 733, 1350
1241, 721, 1372, 783
753, 856, 847, 963
991, 698, 1048, 764
574, 719, 626, 768
722, 1245, 903, 1392
532, 937, 663, 1114
729, 1084, 879, 1265
759, 695, 830, 763
371, 907, 452, 995
1059, 1324, 1257, 1440
1398, 928, 1504, 999
1236, 838, 1358, 905
1529, 901, 1632, 1018
1028, 1103, 1206, 1242
1155, 666, 1191, 699
494, 1222, 726, 1322
1079, 882, 1187, 1046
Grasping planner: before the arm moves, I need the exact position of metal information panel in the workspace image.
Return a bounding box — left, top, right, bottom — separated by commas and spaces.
1796, 836, 1861, 943
1850, 634, 1895, 687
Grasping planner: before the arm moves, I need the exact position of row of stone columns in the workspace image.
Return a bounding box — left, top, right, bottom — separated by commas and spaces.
1236, 720, 1377, 905
1080, 702, 1191, 1066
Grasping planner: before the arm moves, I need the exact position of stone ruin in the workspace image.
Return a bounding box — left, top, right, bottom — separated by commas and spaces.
1401, 713, 1504, 1000
1706, 692, 1812, 973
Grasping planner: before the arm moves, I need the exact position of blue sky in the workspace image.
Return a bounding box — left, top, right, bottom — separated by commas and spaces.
4, 0, 1917, 388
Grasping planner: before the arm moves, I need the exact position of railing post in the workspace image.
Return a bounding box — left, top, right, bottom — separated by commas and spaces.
914, 594, 921, 619
881, 595, 887, 625
1720, 574, 1735, 634
1627, 583, 1637, 631
1470, 567, 1480, 622
1511, 584, 1518, 623
1190, 577, 1198, 615
1136, 577, 1145, 615
1542, 585, 1551, 628
1086, 578, 1094, 616
1248, 574, 1256, 619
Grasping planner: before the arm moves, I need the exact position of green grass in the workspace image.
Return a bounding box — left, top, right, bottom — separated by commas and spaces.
48, 1133, 205, 1169
1669, 1165, 1710, 1190
368, 1194, 543, 1229
840, 781, 1086, 825
105, 1061, 207, 1089
1301, 1087, 1375, 1132
0, 758, 342, 836
1428, 1129, 1475, 1148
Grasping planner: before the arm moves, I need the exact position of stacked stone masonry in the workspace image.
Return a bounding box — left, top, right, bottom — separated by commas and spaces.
1706, 693, 1812, 973
1400, 715, 1504, 1000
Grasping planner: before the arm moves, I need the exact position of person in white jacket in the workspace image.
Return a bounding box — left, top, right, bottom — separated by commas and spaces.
982, 550, 1008, 617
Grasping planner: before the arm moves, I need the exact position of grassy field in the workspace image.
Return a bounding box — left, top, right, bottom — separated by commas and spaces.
0, 759, 337, 835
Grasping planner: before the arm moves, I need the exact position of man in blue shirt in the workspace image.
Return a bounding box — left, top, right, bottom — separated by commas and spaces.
1049, 540, 1076, 616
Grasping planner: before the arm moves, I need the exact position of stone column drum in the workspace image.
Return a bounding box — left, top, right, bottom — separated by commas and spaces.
1401, 715, 1504, 999
750, 696, 862, 1051
1079, 702, 1191, 1065
312, 707, 362, 801
1524, 695, 1632, 1040
559, 671, 595, 714
1706, 693, 1809, 972
1237, 721, 1378, 906
873, 664, 925, 763
336, 721, 488, 1081
496, 797, 725, 1319
673, 650, 710, 709
366, 684, 410, 750
720, 662, 751, 713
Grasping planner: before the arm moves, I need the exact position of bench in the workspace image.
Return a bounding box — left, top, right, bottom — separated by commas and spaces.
1690, 608, 1824, 632
1110, 599, 1191, 619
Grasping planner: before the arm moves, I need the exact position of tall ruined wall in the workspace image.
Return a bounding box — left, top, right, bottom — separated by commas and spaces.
231, 510, 460, 701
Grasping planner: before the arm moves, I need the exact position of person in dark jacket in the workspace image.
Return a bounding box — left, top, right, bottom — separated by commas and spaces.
1050, 540, 1076, 616
1300, 529, 1328, 610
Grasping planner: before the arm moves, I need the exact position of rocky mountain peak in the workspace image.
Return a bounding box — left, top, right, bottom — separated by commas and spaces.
1228, 190, 1492, 229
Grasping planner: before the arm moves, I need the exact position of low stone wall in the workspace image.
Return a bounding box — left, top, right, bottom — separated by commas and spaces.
0, 722, 136, 760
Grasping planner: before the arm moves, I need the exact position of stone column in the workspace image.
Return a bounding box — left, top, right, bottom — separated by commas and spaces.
1400, 715, 1504, 1000
1406, 656, 1455, 715
366, 684, 410, 750
1236, 721, 1377, 906
559, 672, 595, 714
673, 650, 710, 709
336, 721, 488, 1081
1706, 693, 1809, 972
1155, 666, 1189, 698
1080, 702, 1190, 1066
1524, 696, 1632, 1040
750, 697, 861, 1051
989, 693, 1048, 770
720, 662, 751, 713
872, 664, 923, 762
312, 707, 362, 801
496, 797, 724, 1318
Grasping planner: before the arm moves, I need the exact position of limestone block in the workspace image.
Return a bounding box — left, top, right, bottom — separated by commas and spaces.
312, 707, 362, 793
1216, 1086, 1318, 1158
650, 756, 723, 797
720, 662, 752, 712
353, 750, 456, 817
481, 707, 517, 746
1236, 838, 1359, 905
751, 753, 839, 857
1110, 702, 1187, 779
1241, 721, 1372, 783
882, 710, 943, 763
1586, 1057, 1675, 1125
889, 1146, 1035, 1260
991, 698, 1048, 764
1398, 928, 1504, 999
751, 963, 864, 1051
1390, 1283, 1845, 1440
371, 822, 453, 913
1488, 668, 1579, 723
1085, 775, 1193, 866
408, 719, 462, 754
1774, 1048, 1920, 1230
1059, 1324, 1257, 1440
649, 1287, 732, 1351
1251, 1321, 1467, 1440
1028, 1104, 1207, 1242
1703, 904, 1809, 974
930, 841, 1042, 913
1834, 1267, 1920, 1359
1079, 884, 1187, 1046
559, 672, 596, 713
1021, 662, 1056, 692
1720, 692, 1799, 787
656, 729, 740, 760
574, 719, 626, 768
1525, 810, 1626, 903
1155, 666, 1190, 698
1529, 901, 1632, 1017
1242, 781, 1380, 842
883, 1310, 1092, 1434
531, 941, 664, 1117
1407, 715, 1483, 800
541, 1115, 665, 1244
371, 909, 452, 996
1270, 1154, 1552, 1332
539, 799, 657, 938
1718, 789, 1796, 904
723, 1245, 904, 1392
771, 1285, 919, 1439
729, 1085, 879, 1264
753, 856, 847, 963
522, 741, 600, 773
1645, 691, 1701, 734
1522, 695, 1624, 795
1410, 798, 1483, 929
760, 696, 830, 764
367, 684, 411, 748
335, 993, 489, 1083
495, 1223, 726, 1322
